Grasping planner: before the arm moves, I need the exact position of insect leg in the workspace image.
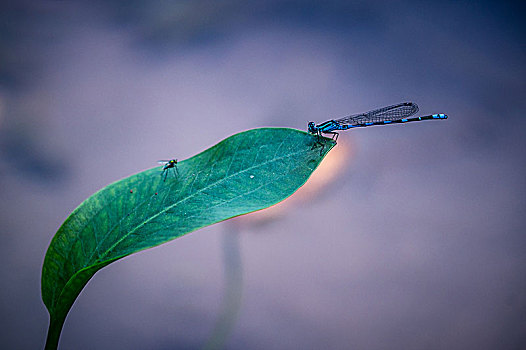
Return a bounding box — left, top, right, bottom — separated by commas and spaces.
323, 131, 339, 141
317, 131, 325, 155
311, 130, 323, 150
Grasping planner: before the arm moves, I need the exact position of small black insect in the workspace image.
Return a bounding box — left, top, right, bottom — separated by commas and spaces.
158, 159, 179, 182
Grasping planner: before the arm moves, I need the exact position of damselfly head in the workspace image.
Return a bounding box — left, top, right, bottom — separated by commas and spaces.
308, 122, 316, 134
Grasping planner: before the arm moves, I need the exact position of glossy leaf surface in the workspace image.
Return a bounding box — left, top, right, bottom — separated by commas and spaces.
42, 127, 335, 349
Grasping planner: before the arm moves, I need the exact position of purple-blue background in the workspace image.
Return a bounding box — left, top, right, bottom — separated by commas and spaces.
0, 1, 524, 349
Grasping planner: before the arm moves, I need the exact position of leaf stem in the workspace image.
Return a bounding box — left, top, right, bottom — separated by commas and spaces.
203, 227, 243, 350
45, 316, 64, 350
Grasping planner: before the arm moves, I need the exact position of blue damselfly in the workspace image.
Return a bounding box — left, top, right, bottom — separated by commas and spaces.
308, 102, 447, 141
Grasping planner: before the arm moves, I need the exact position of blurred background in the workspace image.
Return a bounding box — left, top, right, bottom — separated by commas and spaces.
0, 1, 524, 349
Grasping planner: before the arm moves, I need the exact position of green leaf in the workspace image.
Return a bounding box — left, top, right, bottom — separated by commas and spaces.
42, 127, 335, 349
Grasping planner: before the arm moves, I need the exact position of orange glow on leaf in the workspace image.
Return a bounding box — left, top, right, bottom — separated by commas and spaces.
232, 139, 353, 226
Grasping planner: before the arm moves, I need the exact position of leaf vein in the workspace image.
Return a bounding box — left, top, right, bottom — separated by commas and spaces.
99, 147, 310, 259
